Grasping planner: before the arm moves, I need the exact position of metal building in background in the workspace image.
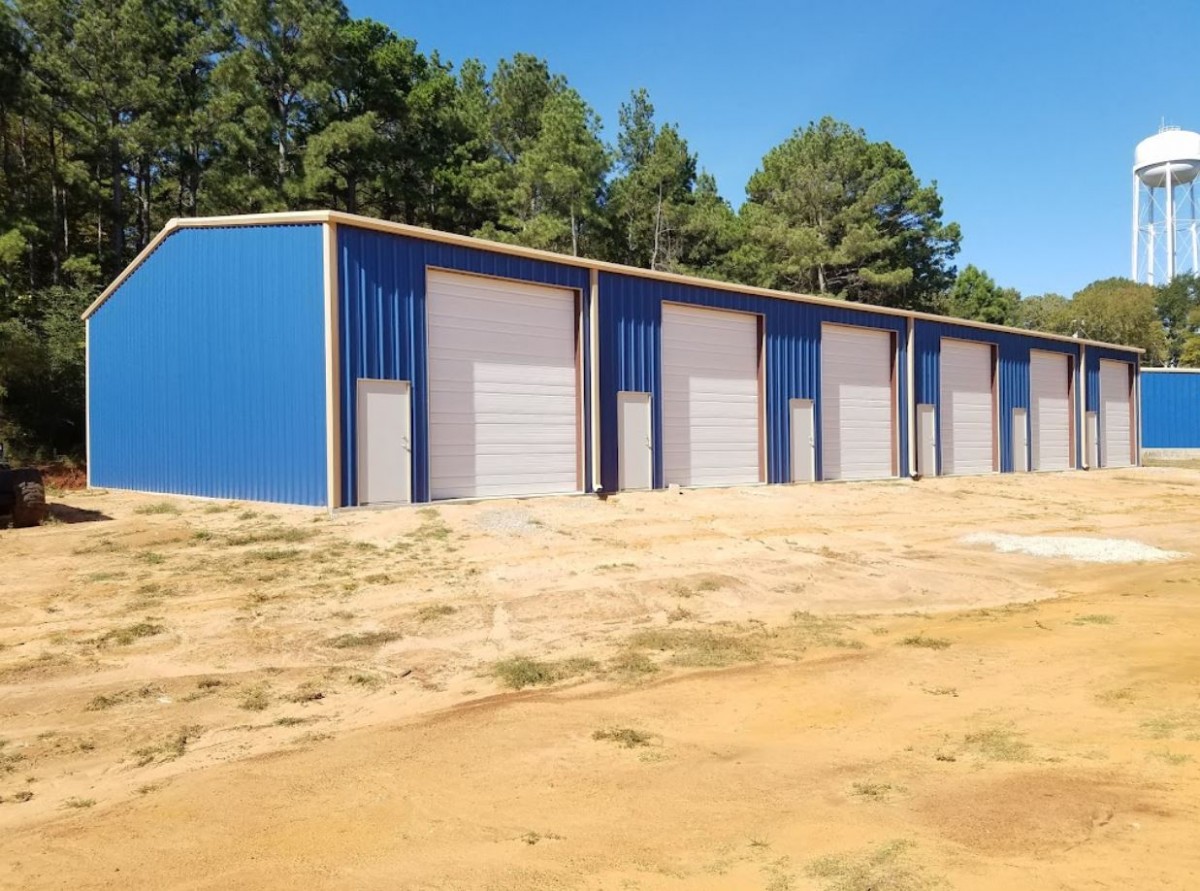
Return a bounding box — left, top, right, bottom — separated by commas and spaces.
1133, 126, 1200, 285
1141, 369, 1200, 457
84, 212, 1145, 507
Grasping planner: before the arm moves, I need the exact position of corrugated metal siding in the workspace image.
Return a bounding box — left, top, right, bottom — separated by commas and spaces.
913, 320, 1082, 473
338, 227, 591, 505
597, 272, 909, 489
1142, 371, 1200, 447
88, 226, 327, 505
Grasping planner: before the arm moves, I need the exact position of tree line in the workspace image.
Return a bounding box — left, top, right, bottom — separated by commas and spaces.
0, 0, 1194, 460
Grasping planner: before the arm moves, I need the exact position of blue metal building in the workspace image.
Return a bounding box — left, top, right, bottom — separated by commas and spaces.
1142, 369, 1200, 450
85, 212, 1145, 507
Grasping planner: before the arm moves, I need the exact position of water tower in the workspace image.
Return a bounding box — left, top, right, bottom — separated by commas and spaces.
1133, 126, 1200, 285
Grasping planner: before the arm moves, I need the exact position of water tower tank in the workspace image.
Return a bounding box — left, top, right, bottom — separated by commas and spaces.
1132, 126, 1200, 285
1134, 129, 1200, 188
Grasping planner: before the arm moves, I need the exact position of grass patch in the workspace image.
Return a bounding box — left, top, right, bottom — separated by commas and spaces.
1140, 711, 1200, 739
899, 634, 951, 650
788, 612, 865, 650
850, 781, 898, 801
491, 655, 598, 690
131, 724, 202, 766
325, 630, 401, 649
1095, 687, 1136, 706
134, 502, 180, 515
1072, 614, 1116, 625
244, 547, 302, 563
608, 649, 660, 679
921, 686, 958, 697
592, 727, 654, 748
225, 527, 315, 546
1148, 749, 1194, 766
62, 797, 96, 809
137, 551, 167, 565
287, 682, 326, 702
1, 748, 25, 775
85, 571, 126, 582
626, 627, 762, 668
96, 622, 166, 647
347, 672, 383, 689
414, 603, 457, 622
238, 685, 271, 711
273, 716, 313, 727
962, 727, 1031, 762
806, 839, 941, 891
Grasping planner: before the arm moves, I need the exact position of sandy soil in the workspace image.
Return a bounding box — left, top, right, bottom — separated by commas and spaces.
2, 469, 1199, 889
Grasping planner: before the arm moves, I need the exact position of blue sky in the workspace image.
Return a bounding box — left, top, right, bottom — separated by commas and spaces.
351, 0, 1199, 298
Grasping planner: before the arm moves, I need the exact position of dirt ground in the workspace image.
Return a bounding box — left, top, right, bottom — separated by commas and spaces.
2, 469, 1199, 889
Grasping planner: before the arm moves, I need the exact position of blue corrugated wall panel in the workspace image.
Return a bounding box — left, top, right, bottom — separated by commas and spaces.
913, 320, 1083, 473
597, 272, 909, 489
88, 225, 327, 505
338, 227, 591, 505
1142, 371, 1200, 447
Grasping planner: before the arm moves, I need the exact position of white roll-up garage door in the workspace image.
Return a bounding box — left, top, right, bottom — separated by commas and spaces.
1029, 351, 1071, 471
939, 339, 995, 475
1100, 360, 1133, 467
821, 325, 895, 481
661, 304, 760, 487
426, 270, 578, 499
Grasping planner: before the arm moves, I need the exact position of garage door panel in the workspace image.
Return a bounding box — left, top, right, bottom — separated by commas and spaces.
1029, 351, 1071, 472
940, 339, 995, 476
821, 325, 895, 481
661, 304, 761, 487
1100, 361, 1133, 467
427, 270, 579, 500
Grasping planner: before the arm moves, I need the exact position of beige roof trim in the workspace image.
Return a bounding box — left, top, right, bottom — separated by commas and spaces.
81, 209, 1146, 354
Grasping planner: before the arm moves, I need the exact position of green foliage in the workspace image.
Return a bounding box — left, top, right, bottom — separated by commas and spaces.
1155, 274, 1200, 366
1069, 278, 1167, 363
736, 117, 961, 309
947, 265, 1019, 326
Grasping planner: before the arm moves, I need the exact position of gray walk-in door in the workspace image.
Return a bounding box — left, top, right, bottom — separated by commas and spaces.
357, 379, 412, 505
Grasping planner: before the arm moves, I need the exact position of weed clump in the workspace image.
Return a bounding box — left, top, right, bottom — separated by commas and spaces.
325, 630, 401, 649
899, 634, 951, 650
96, 622, 166, 647
627, 627, 762, 668
592, 727, 654, 748
134, 502, 181, 516
491, 655, 597, 690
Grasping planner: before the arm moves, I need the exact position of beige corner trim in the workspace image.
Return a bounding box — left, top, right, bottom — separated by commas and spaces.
323, 221, 342, 510
85, 321, 92, 487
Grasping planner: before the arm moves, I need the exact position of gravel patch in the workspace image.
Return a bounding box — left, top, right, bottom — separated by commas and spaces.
962, 532, 1184, 564
476, 509, 545, 536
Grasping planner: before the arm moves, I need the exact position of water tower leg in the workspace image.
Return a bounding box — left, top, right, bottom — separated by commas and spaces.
1191, 183, 1198, 275
1132, 174, 1140, 281
1147, 194, 1156, 285
1166, 166, 1176, 283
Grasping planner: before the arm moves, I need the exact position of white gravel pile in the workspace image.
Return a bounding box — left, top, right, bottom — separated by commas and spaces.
961, 532, 1184, 564
475, 509, 545, 536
